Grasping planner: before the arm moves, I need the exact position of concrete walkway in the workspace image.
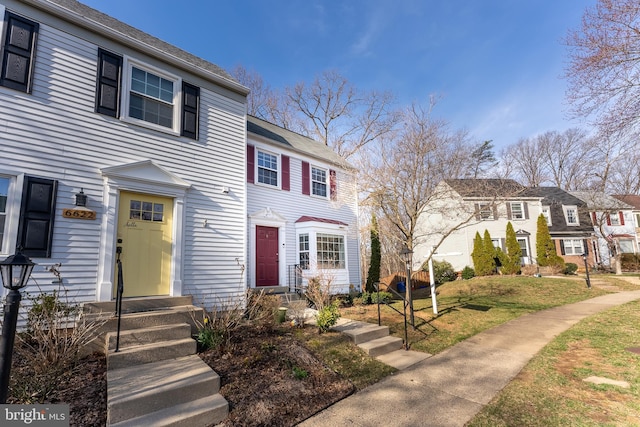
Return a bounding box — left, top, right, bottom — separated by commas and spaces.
299, 290, 640, 427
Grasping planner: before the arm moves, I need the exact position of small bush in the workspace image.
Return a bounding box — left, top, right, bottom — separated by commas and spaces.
316, 300, 341, 333
370, 291, 393, 304
621, 253, 640, 271
292, 366, 309, 380
461, 266, 475, 280
563, 263, 578, 275
432, 260, 457, 284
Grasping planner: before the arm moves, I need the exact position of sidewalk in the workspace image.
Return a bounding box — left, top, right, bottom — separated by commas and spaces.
298, 290, 640, 427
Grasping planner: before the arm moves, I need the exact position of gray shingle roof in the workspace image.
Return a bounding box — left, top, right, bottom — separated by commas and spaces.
444, 179, 525, 198
247, 115, 353, 169
27, 0, 247, 94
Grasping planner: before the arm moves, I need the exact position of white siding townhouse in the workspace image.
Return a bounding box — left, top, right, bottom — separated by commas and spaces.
0, 0, 249, 309
246, 116, 361, 294
414, 179, 542, 272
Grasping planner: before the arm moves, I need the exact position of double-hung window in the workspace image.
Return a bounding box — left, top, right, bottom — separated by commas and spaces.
479, 203, 493, 220
510, 202, 524, 219
128, 65, 176, 129
563, 206, 579, 225
311, 167, 327, 197
563, 239, 584, 255
257, 150, 278, 186
95, 51, 199, 139
609, 212, 621, 226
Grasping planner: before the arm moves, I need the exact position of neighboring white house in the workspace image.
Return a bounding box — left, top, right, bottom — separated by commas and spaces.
246, 116, 360, 294
0, 0, 249, 309
414, 179, 542, 272
571, 191, 638, 267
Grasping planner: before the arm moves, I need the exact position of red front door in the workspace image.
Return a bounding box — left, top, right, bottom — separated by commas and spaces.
256, 226, 279, 286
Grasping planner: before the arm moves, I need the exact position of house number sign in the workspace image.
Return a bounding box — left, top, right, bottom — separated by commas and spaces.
62, 208, 96, 220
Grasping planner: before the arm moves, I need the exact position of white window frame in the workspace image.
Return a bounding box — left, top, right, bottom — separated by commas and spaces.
299, 233, 310, 270
618, 239, 635, 254
541, 206, 552, 226
316, 233, 346, 269
609, 212, 620, 226
256, 149, 279, 187
311, 166, 328, 198
121, 58, 181, 135
563, 205, 580, 226
510, 202, 525, 220
635, 213, 640, 228
0, 171, 23, 257
563, 239, 584, 255
479, 203, 493, 220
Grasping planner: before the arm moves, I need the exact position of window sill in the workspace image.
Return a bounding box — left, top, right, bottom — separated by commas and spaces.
121, 116, 180, 137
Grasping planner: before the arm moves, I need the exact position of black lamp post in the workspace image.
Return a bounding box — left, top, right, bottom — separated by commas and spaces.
0, 250, 35, 403
400, 245, 415, 327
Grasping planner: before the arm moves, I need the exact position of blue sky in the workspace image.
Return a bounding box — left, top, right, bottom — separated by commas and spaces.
81, 0, 596, 151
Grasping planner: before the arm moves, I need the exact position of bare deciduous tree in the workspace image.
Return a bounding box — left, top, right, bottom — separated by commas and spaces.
286, 70, 400, 159
500, 137, 549, 187
565, 0, 640, 139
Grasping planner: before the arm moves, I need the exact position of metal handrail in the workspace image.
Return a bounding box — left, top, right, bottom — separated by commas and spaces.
375, 282, 411, 350
114, 249, 124, 352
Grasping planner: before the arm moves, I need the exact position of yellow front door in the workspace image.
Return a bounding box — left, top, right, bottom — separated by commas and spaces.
115, 191, 173, 297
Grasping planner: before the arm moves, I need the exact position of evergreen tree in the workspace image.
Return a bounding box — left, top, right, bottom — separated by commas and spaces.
502, 222, 522, 275
365, 214, 381, 292
482, 230, 497, 274
471, 231, 484, 274
535, 214, 563, 268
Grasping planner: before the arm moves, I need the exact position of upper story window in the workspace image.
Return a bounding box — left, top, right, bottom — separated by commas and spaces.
541, 206, 551, 226
127, 63, 177, 130
257, 150, 278, 186
563, 206, 579, 225
479, 203, 494, 220
635, 213, 640, 228
95, 50, 200, 140
609, 212, 621, 226
311, 167, 327, 197
510, 202, 524, 219
0, 11, 39, 93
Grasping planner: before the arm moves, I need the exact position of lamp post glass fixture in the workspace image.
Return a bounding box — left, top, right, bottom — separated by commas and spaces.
0, 250, 35, 403
400, 245, 415, 327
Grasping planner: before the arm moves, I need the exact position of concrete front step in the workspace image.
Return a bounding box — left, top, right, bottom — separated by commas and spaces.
106, 323, 191, 352
82, 305, 204, 356
358, 335, 404, 357
109, 394, 228, 427
83, 296, 195, 314
107, 338, 197, 370
107, 355, 224, 425
332, 320, 390, 345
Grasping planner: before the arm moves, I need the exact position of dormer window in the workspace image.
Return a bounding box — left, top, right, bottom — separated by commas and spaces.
541, 206, 551, 225
563, 206, 579, 226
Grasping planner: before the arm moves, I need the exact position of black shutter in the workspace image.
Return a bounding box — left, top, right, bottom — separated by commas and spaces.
0, 12, 39, 93
506, 203, 512, 220
181, 82, 199, 139
523, 202, 529, 219
95, 48, 122, 117
17, 176, 57, 258
492, 205, 498, 220
559, 240, 566, 255
583, 239, 588, 255
474, 203, 481, 221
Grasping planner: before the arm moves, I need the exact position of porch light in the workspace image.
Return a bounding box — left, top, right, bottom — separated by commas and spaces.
0, 250, 35, 403
75, 188, 87, 207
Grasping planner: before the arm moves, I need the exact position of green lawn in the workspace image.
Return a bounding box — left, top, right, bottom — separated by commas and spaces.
468, 298, 640, 426
342, 275, 611, 354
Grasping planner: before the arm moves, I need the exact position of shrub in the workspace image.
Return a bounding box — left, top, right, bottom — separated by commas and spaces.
13, 290, 106, 403
621, 253, 640, 271
432, 260, 457, 284
292, 366, 309, 380
304, 275, 334, 310
316, 300, 341, 333
563, 263, 579, 275
370, 291, 393, 304
461, 266, 475, 280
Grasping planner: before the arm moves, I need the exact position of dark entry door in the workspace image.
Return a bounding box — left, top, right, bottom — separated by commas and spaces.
256, 226, 279, 286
